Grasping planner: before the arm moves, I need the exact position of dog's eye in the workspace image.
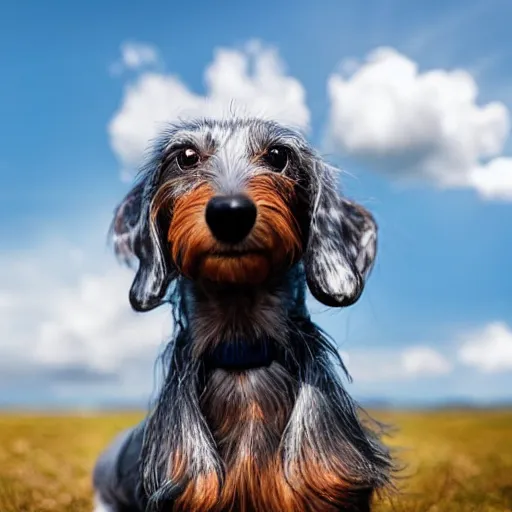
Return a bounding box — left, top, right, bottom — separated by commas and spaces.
176, 147, 200, 170
263, 145, 289, 172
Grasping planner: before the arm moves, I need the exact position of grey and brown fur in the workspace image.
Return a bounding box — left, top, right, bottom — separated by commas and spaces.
92, 117, 392, 512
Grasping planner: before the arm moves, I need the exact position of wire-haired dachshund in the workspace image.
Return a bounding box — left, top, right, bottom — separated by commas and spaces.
93, 117, 392, 512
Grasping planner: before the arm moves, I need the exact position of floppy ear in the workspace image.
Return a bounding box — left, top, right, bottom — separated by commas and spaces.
304, 162, 377, 307
111, 175, 176, 312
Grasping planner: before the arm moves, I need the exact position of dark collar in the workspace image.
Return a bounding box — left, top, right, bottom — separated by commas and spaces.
205, 337, 281, 370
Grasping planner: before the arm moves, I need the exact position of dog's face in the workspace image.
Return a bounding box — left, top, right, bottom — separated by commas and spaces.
150, 122, 306, 287
112, 118, 377, 311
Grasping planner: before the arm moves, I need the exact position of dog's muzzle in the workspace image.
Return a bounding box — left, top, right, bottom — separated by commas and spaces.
205, 195, 257, 244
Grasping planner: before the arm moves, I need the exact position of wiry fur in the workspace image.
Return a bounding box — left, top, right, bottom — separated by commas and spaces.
93, 117, 392, 512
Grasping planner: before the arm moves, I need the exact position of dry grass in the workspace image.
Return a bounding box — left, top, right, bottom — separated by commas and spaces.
0, 409, 511, 511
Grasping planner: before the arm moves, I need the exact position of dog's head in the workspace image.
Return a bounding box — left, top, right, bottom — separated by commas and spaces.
111, 118, 377, 312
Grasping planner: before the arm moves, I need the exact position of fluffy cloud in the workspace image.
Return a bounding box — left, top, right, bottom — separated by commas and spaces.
458, 321, 512, 373
341, 321, 512, 384
467, 158, 512, 200
327, 47, 512, 200
110, 41, 161, 75
340, 345, 452, 383
401, 346, 453, 376
109, 41, 310, 177
0, 239, 170, 403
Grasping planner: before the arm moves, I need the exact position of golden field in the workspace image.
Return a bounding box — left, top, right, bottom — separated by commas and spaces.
0, 409, 511, 511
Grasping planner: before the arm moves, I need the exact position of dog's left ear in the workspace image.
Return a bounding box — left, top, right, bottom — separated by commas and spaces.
110, 174, 176, 312
304, 161, 377, 307
110, 180, 145, 269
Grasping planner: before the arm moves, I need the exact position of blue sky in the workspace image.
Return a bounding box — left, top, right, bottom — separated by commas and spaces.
1, 0, 512, 408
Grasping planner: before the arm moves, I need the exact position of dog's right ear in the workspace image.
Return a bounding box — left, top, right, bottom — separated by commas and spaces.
111, 175, 176, 312
303, 160, 378, 307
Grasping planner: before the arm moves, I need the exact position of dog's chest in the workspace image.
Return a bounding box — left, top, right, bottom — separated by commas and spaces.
173, 369, 371, 512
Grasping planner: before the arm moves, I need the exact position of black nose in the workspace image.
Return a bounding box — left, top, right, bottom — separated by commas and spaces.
205, 195, 257, 244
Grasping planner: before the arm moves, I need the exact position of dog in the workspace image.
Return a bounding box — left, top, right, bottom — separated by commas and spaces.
92, 117, 392, 512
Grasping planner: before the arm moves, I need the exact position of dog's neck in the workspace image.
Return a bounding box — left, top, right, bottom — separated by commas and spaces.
182, 265, 307, 362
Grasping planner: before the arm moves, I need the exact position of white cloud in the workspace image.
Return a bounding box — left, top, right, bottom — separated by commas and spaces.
467, 158, 512, 200
33, 268, 166, 374
341, 322, 512, 384
340, 344, 452, 383
327, 47, 512, 200
458, 322, 512, 373
109, 41, 310, 177
0, 239, 170, 399
110, 41, 161, 75
401, 346, 452, 376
